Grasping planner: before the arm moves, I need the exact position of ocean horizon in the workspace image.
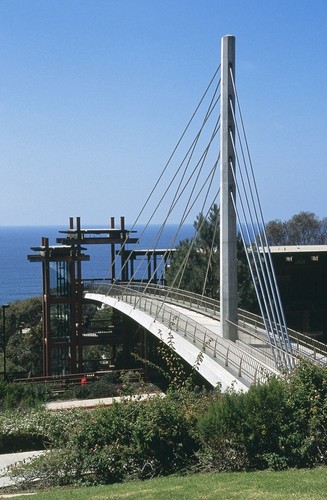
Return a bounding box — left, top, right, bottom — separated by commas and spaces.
0, 224, 195, 305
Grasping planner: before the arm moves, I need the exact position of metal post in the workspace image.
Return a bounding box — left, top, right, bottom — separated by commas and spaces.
220, 35, 238, 340
2, 304, 9, 381
110, 217, 116, 282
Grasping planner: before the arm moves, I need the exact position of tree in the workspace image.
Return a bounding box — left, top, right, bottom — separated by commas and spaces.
1, 297, 42, 338
6, 324, 43, 376
263, 211, 327, 246
0, 297, 43, 376
166, 205, 220, 297
166, 205, 256, 311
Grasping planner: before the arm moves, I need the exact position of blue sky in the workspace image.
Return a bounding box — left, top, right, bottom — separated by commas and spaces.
0, 0, 326, 226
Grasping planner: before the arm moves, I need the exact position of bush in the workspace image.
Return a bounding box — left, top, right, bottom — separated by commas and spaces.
196, 360, 327, 471
64, 394, 198, 483
0, 381, 51, 410
6, 360, 327, 489
0, 407, 89, 454
9, 393, 200, 487
279, 360, 327, 468
196, 389, 248, 471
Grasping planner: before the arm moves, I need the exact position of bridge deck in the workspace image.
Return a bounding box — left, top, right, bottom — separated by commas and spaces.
84, 283, 326, 391
84, 288, 278, 391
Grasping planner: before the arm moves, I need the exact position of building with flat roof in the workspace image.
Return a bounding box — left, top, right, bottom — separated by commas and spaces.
268, 245, 327, 342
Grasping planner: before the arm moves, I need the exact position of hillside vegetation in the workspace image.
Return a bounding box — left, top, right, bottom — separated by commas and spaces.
1, 359, 325, 491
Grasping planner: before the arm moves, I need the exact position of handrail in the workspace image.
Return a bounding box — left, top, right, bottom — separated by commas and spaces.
85, 285, 278, 385
238, 307, 327, 362
84, 282, 326, 371
85, 281, 220, 318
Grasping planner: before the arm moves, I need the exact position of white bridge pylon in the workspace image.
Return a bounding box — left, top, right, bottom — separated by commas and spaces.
84, 287, 279, 392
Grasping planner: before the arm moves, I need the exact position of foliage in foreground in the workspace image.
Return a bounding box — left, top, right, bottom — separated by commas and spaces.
196, 361, 326, 471
0, 380, 52, 412
4, 360, 327, 490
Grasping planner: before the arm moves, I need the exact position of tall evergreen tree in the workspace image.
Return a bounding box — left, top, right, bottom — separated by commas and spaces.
166, 205, 257, 311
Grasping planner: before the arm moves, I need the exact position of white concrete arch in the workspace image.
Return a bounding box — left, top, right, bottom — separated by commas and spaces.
84, 292, 249, 392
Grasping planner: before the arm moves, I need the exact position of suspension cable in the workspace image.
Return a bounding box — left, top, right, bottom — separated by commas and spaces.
97, 73, 222, 296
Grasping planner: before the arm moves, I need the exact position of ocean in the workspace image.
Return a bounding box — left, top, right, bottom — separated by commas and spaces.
0, 224, 195, 305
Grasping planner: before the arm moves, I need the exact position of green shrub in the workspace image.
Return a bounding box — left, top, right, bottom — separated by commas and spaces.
10, 394, 199, 486
0, 381, 51, 410
6, 360, 327, 489
196, 389, 248, 471
197, 361, 327, 471
67, 395, 198, 482
279, 360, 327, 468
240, 376, 287, 469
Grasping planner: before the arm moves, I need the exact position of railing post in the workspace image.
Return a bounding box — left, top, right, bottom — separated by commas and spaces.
214, 337, 218, 357
184, 319, 189, 338
203, 333, 207, 351
225, 347, 230, 367
238, 355, 243, 377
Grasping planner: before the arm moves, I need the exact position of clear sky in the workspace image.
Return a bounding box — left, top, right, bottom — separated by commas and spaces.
0, 0, 326, 226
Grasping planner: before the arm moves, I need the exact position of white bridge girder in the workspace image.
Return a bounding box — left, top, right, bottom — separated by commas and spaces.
84, 292, 273, 392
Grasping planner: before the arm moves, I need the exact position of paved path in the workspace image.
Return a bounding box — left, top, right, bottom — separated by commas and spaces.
0, 450, 45, 489
45, 391, 164, 410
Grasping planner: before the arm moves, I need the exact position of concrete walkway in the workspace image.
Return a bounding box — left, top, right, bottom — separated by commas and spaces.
0, 450, 45, 489
45, 391, 164, 410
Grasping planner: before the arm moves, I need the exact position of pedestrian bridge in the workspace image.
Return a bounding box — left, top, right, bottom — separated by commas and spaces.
27, 35, 327, 381
84, 284, 327, 392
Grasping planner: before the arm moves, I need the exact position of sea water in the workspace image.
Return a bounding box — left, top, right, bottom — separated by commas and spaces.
0, 224, 195, 304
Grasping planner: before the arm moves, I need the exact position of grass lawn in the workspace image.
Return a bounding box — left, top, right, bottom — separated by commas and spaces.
8, 467, 327, 499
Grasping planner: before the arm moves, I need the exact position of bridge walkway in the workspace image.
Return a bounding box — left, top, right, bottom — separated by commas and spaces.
85, 285, 280, 391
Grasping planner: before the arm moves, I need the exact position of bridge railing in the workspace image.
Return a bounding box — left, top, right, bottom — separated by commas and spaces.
238, 308, 327, 364
85, 284, 278, 385
229, 319, 298, 371
84, 281, 220, 318
152, 301, 278, 385
84, 282, 325, 371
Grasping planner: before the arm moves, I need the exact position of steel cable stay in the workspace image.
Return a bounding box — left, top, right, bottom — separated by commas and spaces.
136, 162, 220, 315
228, 74, 293, 366
171, 158, 220, 295
99, 79, 222, 299
152, 197, 220, 323
128, 64, 221, 232
229, 170, 286, 369
201, 196, 220, 298
229, 192, 278, 358
137, 159, 220, 320
161, 168, 220, 298
132, 114, 221, 288
229, 67, 292, 356
127, 113, 221, 290
228, 139, 285, 357
229, 135, 292, 367
227, 146, 281, 350
94, 69, 221, 297
114, 107, 220, 297
229, 106, 291, 358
